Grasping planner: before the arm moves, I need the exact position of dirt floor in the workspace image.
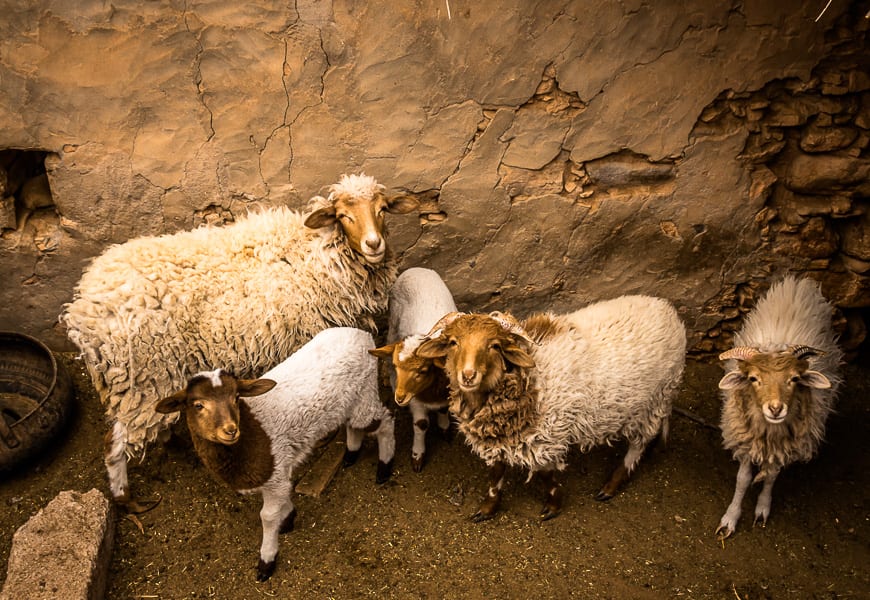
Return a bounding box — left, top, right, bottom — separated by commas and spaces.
1, 352, 868, 600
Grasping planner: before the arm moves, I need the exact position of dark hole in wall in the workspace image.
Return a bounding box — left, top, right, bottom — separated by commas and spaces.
0, 150, 53, 237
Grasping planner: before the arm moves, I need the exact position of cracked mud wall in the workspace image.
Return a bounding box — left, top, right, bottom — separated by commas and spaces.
0, 0, 867, 357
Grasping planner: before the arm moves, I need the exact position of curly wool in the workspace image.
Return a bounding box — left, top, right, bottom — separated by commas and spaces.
61, 204, 396, 456
454, 295, 686, 473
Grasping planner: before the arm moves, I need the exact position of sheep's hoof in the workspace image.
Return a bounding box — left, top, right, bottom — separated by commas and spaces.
540, 505, 562, 521
279, 508, 297, 534
594, 490, 614, 502
256, 559, 276, 582
470, 510, 495, 523
752, 515, 768, 529
376, 460, 393, 484
715, 524, 734, 540
122, 495, 163, 515
411, 455, 424, 473
342, 448, 360, 467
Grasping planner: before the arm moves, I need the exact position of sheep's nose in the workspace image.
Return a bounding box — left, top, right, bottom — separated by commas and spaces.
768, 404, 783, 417
223, 424, 238, 438
364, 236, 382, 251
461, 369, 476, 384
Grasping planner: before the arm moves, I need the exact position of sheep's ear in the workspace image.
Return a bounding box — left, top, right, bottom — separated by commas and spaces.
385, 192, 420, 215
800, 370, 831, 389
155, 390, 187, 414
718, 371, 746, 390
304, 206, 337, 229
502, 344, 535, 369
238, 378, 277, 397
415, 337, 448, 359
369, 344, 397, 360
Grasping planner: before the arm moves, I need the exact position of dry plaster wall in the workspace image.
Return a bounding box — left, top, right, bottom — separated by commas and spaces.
0, 0, 867, 357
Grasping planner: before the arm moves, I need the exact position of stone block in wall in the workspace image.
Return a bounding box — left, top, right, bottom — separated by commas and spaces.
840, 211, 870, 261
1, 489, 114, 600
799, 123, 859, 152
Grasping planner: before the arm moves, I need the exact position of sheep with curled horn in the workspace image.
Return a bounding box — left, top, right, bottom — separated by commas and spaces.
416, 296, 686, 521
715, 276, 843, 539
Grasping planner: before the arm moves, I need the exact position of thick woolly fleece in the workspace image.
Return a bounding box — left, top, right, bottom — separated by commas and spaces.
61, 197, 396, 457
456, 295, 687, 473
720, 276, 843, 476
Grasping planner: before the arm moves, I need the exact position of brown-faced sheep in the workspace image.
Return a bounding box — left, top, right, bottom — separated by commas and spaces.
156, 327, 395, 581
61, 174, 417, 509
415, 295, 686, 521
716, 276, 843, 538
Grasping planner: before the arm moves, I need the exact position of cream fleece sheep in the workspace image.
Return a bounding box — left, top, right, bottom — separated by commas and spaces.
416, 295, 686, 521
716, 276, 843, 538
61, 174, 417, 505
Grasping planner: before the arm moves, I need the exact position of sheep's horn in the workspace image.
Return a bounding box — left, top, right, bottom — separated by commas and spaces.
425, 311, 465, 338
719, 346, 759, 361
488, 311, 536, 346
788, 345, 826, 360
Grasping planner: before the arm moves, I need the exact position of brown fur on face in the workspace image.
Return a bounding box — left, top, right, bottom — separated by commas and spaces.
156, 371, 278, 490
416, 314, 535, 397
719, 352, 831, 426
371, 341, 449, 408
303, 189, 419, 262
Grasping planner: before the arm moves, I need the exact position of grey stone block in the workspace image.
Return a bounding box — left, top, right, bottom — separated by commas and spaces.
1, 489, 114, 600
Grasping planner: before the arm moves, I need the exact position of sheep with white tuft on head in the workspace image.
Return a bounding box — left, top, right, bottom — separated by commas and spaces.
369, 267, 458, 471
715, 275, 843, 538
60, 173, 418, 511
156, 327, 395, 582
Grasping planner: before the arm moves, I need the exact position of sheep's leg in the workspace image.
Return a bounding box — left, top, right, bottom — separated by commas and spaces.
435, 406, 453, 440
539, 469, 564, 521
373, 412, 395, 483
104, 421, 162, 514
596, 438, 646, 501
343, 424, 365, 467
104, 421, 130, 503
716, 458, 752, 539
753, 467, 780, 528
256, 483, 295, 582
472, 461, 506, 522
410, 399, 429, 472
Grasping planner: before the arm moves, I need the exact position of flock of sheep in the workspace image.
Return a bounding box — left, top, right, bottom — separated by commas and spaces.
59, 174, 844, 581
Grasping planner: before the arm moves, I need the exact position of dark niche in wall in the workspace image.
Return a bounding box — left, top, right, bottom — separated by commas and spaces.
0, 150, 56, 250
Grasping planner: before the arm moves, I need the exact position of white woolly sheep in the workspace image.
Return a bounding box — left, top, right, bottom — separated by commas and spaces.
416, 295, 686, 521
715, 276, 843, 538
155, 327, 395, 581
369, 267, 457, 471
60, 173, 417, 510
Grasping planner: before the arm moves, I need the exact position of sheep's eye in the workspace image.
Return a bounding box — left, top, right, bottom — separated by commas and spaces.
748, 375, 759, 384
193, 401, 205, 411
789, 375, 800, 384
448, 339, 458, 348
337, 213, 352, 223
490, 342, 501, 351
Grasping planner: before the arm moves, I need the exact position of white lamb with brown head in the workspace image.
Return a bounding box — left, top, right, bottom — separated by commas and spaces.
156, 327, 395, 582
716, 275, 843, 538
370, 267, 457, 472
